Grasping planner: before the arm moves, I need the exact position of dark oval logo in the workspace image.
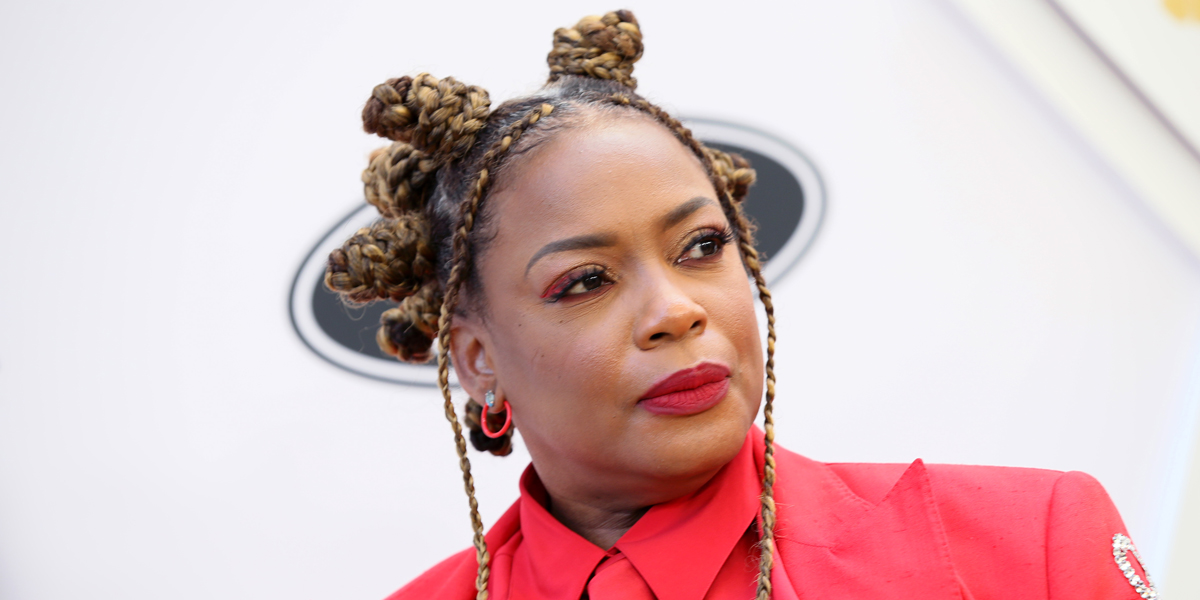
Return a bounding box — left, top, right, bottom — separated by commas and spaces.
289, 118, 825, 386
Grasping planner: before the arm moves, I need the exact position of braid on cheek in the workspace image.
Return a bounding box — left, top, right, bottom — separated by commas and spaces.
546, 13, 778, 594
435, 103, 555, 599
606, 91, 778, 600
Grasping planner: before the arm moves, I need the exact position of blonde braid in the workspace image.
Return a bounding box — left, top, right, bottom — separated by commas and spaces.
739, 215, 778, 600
606, 91, 778, 598
706, 146, 758, 204
434, 103, 556, 600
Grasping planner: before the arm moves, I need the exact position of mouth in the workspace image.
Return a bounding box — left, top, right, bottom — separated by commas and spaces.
638, 362, 732, 416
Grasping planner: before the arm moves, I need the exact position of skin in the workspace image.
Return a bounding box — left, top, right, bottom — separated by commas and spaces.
450, 113, 764, 549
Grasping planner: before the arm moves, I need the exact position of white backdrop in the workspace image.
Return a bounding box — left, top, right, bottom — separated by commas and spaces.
2, 1, 1199, 599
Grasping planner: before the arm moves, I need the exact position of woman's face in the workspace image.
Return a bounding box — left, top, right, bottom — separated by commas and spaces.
454, 114, 764, 507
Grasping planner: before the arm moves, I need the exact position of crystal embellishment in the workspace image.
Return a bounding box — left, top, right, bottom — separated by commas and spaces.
1112, 533, 1158, 599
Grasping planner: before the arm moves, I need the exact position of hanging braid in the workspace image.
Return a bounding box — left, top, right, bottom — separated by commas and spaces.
435, 104, 555, 599
607, 91, 778, 599
324, 9, 779, 598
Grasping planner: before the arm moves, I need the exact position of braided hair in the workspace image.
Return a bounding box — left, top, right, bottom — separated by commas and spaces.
324, 10, 778, 599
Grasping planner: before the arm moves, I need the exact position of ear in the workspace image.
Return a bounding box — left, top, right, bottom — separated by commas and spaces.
449, 314, 497, 406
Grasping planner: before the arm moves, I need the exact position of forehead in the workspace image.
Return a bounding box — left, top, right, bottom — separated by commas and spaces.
485, 116, 715, 241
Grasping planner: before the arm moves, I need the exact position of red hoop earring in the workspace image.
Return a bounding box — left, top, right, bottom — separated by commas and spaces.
481, 398, 513, 438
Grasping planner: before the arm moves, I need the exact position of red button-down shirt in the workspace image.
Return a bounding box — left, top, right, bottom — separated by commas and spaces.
389, 428, 1155, 600
487, 432, 765, 600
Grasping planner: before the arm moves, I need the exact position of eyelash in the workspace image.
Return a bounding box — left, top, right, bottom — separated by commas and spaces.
676, 226, 736, 265
542, 226, 735, 303
542, 266, 611, 302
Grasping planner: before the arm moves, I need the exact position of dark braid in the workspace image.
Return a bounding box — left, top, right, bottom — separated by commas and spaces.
324, 10, 779, 597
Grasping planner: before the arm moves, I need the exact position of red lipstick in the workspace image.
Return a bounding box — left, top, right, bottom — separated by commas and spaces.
638, 362, 732, 416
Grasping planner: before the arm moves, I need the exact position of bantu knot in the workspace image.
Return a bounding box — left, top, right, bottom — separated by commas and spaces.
362, 73, 491, 163
548, 10, 644, 90
325, 215, 436, 304
376, 282, 442, 363
362, 142, 437, 218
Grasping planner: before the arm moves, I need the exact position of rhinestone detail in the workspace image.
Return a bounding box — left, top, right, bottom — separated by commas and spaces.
1112, 533, 1158, 599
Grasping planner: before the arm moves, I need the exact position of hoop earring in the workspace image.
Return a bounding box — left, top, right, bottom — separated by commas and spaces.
481, 390, 512, 438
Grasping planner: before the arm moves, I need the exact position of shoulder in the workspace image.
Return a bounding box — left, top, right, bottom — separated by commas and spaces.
774, 445, 1150, 599
805, 450, 1118, 539
772, 441, 1071, 509
822, 455, 1066, 506
821, 458, 1120, 534
772, 444, 1073, 542
383, 548, 477, 600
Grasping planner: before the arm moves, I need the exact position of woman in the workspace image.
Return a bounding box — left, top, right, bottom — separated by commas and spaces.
325, 10, 1157, 600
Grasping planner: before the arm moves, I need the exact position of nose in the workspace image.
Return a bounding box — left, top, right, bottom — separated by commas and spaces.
633, 270, 708, 350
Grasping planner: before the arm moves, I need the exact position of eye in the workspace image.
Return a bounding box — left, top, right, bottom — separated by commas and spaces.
684, 238, 721, 260
565, 272, 607, 295
542, 266, 614, 302
677, 227, 735, 264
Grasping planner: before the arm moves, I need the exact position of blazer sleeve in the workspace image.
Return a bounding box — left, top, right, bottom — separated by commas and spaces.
1045, 471, 1157, 600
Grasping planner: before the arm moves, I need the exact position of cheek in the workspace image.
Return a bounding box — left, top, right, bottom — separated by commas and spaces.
488, 308, 627, 439
709, 272, 765, 401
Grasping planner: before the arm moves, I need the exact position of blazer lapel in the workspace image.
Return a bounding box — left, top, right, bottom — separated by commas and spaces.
762, 440, 967, 600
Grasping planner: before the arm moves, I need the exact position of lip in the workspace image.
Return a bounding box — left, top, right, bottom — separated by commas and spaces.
638, 362, 732, 416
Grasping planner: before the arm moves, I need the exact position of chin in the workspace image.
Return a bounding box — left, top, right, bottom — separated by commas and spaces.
637, 393, 755, 481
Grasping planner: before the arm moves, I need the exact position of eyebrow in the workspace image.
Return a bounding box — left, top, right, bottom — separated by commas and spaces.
658, 196, 717, 231
525, 232, 618, 275
522, 197, 719, 276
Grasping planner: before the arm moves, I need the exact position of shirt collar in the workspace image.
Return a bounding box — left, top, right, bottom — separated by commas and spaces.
516, 431, 761, 600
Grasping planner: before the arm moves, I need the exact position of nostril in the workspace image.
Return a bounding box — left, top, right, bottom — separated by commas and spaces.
691, 320, 701, 330
649, 332, 667, 341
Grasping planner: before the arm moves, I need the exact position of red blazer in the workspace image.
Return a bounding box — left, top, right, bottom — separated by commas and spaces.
387, 429, 1156, 599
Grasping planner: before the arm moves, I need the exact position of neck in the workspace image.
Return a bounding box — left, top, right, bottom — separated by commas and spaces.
547, 494, 651, 549
533, 465, 720, 549
521, 433, 735, 550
